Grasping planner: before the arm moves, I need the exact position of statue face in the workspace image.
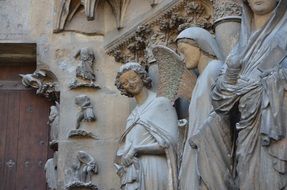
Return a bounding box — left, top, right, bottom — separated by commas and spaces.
119, 70, 144, 96
247, 0, 277, 15
177, 42, 201, 69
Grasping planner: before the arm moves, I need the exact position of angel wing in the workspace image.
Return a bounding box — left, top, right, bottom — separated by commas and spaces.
152, 45, 197, 103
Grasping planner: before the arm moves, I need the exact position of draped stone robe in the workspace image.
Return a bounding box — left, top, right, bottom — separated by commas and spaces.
179, 60, 234, 190
114, 92, 178, 190
211, 1, 287, 189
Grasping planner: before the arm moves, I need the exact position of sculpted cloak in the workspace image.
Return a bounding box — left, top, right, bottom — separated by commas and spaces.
211, 0, 287, 189
114, 92, 178, 190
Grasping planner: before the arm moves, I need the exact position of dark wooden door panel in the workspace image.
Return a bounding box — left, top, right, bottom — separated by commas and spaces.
0, 92, 9, 190
2, 91, 20, 190
0, 89, 51, 190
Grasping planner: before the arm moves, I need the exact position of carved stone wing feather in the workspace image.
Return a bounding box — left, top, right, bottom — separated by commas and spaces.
152, 45, 197, 102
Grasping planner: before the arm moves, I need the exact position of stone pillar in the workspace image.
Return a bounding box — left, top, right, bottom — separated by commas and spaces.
213, 0, 242, 59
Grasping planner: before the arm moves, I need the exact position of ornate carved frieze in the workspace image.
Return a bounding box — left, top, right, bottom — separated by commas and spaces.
20, 69, 60, 102
65, 151, 98, 190
106, 0, 213, 65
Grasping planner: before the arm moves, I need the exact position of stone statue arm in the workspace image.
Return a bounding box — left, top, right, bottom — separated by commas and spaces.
211, 73, 240, 117
121, 143, 165, 166
134, 143, 165, 155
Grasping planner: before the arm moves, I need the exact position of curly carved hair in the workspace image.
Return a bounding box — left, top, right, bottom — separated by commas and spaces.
115, 62, 152, 97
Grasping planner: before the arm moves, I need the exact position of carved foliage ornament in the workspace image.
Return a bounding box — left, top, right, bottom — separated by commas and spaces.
213, 0, 241, 22
20, 69, 59, 102
107, 0, 213, 66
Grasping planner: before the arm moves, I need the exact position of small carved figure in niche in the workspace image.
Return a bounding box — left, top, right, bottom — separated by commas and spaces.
65, 151, 98, 190
45, 152, 58, 190
48, 102, 60, 150
69, 48, 100, 89
114, 62, 178, 190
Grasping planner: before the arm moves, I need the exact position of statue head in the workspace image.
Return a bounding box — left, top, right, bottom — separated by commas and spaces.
244, 0, 278, 15
176, 27, 223, 69
115, 62, 152, 97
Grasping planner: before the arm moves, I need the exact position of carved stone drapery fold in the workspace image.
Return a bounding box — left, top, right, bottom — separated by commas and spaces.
106, 0, 131, 30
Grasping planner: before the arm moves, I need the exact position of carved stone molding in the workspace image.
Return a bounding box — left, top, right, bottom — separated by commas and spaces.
20, 69, 60, 102
106, 0, 213, 65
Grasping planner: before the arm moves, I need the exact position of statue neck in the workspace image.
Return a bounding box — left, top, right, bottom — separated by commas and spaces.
135, 88, 149, 105
198, 54, 213, 74
252, 11, 273, 31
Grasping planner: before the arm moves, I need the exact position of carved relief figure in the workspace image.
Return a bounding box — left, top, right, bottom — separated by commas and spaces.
48, 102, 60, 149
45, 152, 58, 190
65, 151, 98, 190
199, 0, 287, 189
69, 48, 100, 89
75, 95, 96, 129
114, 62, 178, 190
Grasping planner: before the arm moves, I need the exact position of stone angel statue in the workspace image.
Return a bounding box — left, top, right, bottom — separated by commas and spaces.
152, 26, 233, 190
114, 62, 178, 190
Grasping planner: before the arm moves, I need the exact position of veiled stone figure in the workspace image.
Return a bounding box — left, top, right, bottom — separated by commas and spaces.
209, 0, 287, 189
176, 27, 234, 190
114, 62, 178, 190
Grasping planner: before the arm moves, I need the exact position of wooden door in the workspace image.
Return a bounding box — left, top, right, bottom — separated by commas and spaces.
0, 65, 51, 190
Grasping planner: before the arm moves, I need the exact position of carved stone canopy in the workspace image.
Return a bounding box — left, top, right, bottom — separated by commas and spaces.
53, 0, 103, 34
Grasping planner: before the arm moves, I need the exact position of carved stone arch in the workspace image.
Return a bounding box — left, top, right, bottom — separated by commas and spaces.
106, 0, 131, 30
53, 0, 103, 34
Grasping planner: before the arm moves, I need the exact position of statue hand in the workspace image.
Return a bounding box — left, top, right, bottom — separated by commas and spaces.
224, 52, 242, 84
225, 51, 242, 70
121, 147, 137, 167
